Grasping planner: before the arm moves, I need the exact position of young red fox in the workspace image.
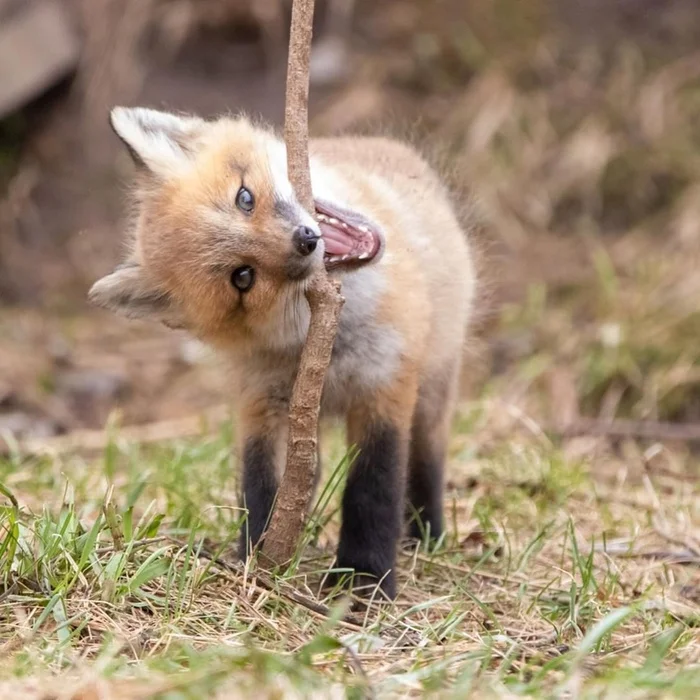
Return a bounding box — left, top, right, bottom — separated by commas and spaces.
90, 107, 475, 598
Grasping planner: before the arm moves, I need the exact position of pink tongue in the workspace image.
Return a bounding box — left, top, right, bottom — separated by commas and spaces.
319, 222, 354, 255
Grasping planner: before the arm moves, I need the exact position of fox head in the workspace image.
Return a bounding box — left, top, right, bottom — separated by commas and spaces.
89, 107, 328, 349
90, 107, 384, 349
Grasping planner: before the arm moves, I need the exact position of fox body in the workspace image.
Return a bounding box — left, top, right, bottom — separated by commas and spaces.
90, 108, 475, 598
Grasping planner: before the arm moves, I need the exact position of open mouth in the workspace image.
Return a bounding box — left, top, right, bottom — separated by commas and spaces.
314, 199, 383, 271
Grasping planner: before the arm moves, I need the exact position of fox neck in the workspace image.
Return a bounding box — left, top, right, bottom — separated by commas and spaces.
253, 282, 312, 353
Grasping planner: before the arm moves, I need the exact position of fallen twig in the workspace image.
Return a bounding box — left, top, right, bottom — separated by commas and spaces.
596, 541, 700, 565
339, 641, 375, 699
255, 570, 366, 630
94, 536, 167, 556
553, 417, 700, 443
653, 521, 700, 559
184, 540, 367, 630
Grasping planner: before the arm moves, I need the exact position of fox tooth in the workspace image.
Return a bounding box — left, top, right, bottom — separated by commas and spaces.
358, 252, 369, 260
329, 217, 340, 225
359, 225, 370, 233
341, 222, 349, 229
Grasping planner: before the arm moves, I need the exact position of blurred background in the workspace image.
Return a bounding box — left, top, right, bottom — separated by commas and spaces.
2, 0, 700, 444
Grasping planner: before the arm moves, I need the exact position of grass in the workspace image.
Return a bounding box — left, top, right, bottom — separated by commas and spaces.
0, 373, 698, 698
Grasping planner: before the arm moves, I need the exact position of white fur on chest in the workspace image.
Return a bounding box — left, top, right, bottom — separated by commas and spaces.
322, 268, 402, 412
245, 154, 404, 407
248, 266, 402, 412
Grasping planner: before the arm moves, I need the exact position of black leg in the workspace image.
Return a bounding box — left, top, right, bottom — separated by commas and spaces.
336, 421, 404, 599
238, 436, 278, 559
406, 370, 456, 542
406, 436, 445, 541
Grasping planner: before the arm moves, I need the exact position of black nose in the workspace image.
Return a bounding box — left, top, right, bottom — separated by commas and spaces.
292, 225, 320, 256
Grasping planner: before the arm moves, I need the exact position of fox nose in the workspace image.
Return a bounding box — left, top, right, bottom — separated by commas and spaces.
293, 225, 320, 256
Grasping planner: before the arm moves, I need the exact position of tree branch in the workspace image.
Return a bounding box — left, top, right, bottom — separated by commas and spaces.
261, 0, 344, 566
282, 0, 315, 212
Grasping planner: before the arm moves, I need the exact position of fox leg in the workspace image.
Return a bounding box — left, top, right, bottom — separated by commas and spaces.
237, 383, 327, 559
237, 390, 289, 559
406, 364, 459, 541
336, 368, 418, 599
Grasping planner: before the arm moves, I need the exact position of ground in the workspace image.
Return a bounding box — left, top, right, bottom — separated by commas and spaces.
1, 239, 699, 698
1, 0, 700, 697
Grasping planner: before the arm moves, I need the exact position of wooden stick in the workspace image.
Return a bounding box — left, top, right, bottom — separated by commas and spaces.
282, 0, 315, 212
260, 0, 344, 566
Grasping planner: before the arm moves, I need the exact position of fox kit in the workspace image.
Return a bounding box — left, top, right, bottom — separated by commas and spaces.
90, 107, 475, 598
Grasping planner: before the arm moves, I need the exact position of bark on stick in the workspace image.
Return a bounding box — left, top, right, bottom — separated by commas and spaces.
261, 0, 344, 566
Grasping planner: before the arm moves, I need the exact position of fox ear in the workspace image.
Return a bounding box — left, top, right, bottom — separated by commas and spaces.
88, 263, 185, 329
109, 107, 205, 177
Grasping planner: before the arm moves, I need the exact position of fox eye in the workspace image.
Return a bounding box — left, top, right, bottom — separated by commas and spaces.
236, 186, 255, 213
231, 265, 255, 292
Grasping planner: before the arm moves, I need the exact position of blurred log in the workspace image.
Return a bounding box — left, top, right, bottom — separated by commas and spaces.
77, 0, 156, 148
0, 405, 230, 457
0, 0, 79, 119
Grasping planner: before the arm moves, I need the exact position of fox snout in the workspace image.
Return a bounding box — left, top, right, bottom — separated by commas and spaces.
284, 222, 323, 280
292, 225, 320, 256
